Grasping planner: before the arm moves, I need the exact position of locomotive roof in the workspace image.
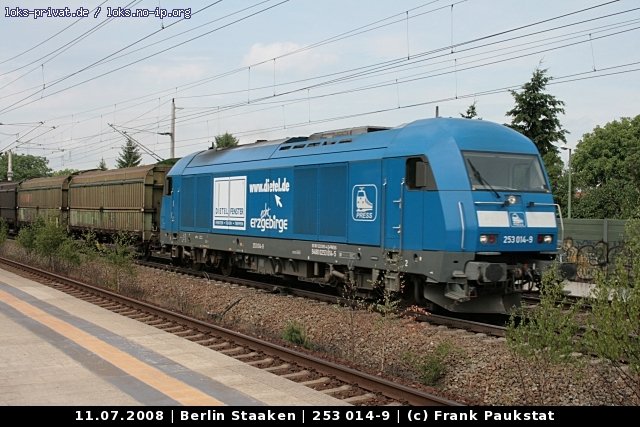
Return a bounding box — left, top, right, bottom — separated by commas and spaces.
169, 118, 538, 176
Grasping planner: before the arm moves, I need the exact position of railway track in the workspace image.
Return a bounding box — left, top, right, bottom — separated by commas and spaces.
0, 256, 462, 407
141, 257, 509, 337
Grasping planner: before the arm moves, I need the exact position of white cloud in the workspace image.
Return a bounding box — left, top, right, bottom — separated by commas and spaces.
241, 42, 337, 72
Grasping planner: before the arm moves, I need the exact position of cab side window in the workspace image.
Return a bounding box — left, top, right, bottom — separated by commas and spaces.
164, 177, 173, 196
406, 157, 436, 190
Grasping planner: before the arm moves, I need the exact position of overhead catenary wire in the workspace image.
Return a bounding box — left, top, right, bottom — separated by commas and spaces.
28, 14, 640, 164
8, 0, 628, 144
30, 3, 640, 155
3, 0, 636, 170
0, 0, 291, 115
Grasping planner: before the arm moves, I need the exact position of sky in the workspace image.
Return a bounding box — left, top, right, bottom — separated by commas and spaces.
0, 0, 638, 172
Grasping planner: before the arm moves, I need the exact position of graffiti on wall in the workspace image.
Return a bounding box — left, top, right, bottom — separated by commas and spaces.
557, 237, 630, 282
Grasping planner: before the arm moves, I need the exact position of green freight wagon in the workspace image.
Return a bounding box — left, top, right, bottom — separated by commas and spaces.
0, 181, 19, 230
17, 175, 72, 227
67, 165, 169, 249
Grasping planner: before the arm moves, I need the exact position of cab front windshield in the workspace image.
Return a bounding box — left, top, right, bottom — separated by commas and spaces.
463, 151, 549, 192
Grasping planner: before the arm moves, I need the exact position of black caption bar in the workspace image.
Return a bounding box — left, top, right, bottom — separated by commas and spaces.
0, 406, 628, 426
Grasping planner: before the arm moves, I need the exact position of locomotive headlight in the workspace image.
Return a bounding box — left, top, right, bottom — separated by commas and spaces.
537, 234, 553, 244
479, 234, 496, 244
506, 195, 518, 205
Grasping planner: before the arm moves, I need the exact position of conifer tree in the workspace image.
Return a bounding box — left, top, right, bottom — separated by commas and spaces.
115, 139, 142, 168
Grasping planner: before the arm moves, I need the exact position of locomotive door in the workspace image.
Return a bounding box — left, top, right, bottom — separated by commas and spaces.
383, 158, 405, 252
166, 176, 179, 233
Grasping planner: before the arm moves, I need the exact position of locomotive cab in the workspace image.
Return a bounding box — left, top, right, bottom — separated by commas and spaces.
392, 120, 559, 313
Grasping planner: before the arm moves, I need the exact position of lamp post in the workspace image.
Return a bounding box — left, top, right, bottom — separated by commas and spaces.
560, 146, 572, 219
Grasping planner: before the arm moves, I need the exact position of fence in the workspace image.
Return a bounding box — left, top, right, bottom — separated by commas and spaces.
558, 219, 628, 281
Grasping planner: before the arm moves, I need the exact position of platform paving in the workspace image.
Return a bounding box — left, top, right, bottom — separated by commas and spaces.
0, 267, 349, 406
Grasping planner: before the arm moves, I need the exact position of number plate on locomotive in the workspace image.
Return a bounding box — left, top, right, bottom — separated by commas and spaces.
503, 235, 534, 244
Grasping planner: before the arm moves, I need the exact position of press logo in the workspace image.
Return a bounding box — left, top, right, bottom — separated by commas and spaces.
510, 212, 526, 227
352, 185, 377, 222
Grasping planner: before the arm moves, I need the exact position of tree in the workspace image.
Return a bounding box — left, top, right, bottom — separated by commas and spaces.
214, 132, 239, 149
506, 67, 569, 156
460, 101, 480, 119
0, 152, 51, 181
541, 151, 565, 200
571, 115, 640, 219
115, 138, 142, 168
98, 158, 108, 171
51, 168, 79, 176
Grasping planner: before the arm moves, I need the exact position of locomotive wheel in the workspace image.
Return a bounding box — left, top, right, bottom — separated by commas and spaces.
141, 243, 152, 261
220, 257, 236, 276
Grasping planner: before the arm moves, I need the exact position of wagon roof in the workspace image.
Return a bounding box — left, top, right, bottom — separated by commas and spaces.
0, 181, 20, 191
70, 164, 170, 185
18, 175, 71, 190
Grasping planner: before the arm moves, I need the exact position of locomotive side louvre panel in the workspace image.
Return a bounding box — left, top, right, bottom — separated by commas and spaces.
180, 176, 196, 229
178, 174, 213, 231
195, 175, 212, 230
318, 164, 347, 239
292, 163, 347, 241
293, 167, 317, 235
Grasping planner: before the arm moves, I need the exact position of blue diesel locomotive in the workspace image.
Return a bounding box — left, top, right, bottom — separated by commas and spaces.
159, 118, 558, 313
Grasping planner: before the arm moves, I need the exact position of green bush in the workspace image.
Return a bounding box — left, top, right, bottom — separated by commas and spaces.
583, 219, 640, 403
403, 342, 454, 386
16, 218, 45, 253
282, 320, 312, 349
15, 218, 81, 271
0, 218, 8, 246
102, 232, 137, 291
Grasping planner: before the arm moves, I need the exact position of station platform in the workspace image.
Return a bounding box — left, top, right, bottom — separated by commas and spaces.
0, 267, 348, 406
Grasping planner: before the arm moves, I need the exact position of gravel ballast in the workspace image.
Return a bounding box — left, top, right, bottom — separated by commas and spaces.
2, 242, 636, 406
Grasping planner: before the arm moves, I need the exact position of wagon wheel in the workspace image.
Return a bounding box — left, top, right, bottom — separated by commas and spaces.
220, 256, 236, 277
141, 242, 152, 261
